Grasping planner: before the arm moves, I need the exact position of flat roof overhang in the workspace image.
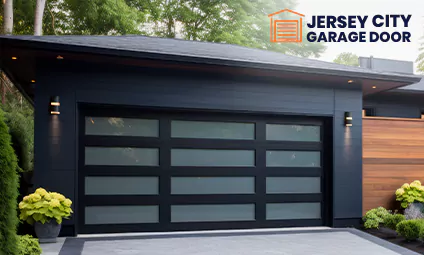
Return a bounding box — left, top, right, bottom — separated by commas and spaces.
0, 37, 421, 105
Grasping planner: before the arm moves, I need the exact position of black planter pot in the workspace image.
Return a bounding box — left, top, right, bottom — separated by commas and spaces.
34, 221, 61, 243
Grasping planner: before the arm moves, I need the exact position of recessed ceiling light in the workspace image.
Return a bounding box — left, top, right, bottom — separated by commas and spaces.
31, 80, 36, 83
57, 55, 64, 60
11, 57, 17, 60
348, 80, 354, 83
372, 86, 377, 89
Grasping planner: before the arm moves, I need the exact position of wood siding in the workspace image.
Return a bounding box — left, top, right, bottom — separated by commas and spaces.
363, 118, 424, 213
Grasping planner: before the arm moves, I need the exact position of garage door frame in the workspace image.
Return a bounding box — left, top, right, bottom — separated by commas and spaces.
77, 104, 332, 234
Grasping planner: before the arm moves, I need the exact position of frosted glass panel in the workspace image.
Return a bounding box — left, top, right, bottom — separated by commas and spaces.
85, 206, 159, 224
266, 151, 320, 167
266, 177, 320, 194
172, 120, 254, 140
171, 204, 254, 222
85, 177, 158, 195
85, 117, 158, 137
171, 177, 254, 194
266, 203, 321, 220
171, 149, 254, 167
266, 124, 320, 141
85, 147, 158, 166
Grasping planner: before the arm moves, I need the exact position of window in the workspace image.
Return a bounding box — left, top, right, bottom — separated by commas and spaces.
363, 108, 375, 117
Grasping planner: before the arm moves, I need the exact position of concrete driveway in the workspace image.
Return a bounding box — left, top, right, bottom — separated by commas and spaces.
42, 227, 419, 255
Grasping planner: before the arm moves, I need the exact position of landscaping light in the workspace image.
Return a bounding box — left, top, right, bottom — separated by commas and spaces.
345, 112, 352, 127
50, 96, 60, 115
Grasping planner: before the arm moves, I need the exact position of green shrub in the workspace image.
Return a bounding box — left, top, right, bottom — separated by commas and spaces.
4, 110, 34, 172
396, 180, 424, 208
0, 109, 19, 255
384, 214, 406, 230
17, 235, 42, 255
363, 207, 390, 229
396, 219, 424, 241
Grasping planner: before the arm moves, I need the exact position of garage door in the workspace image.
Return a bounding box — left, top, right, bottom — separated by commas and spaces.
78, 106, 327, 234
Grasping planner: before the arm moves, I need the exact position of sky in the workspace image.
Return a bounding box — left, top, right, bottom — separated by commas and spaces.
295, 0, 424, 72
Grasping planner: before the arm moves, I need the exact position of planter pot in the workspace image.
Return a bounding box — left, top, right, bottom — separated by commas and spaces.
34, 221, 61, 243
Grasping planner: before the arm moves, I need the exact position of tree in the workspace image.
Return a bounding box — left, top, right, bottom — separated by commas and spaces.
416, 36, 424, 73
3, 0, 13, 34
0, 109, 19, 255
34, 0, 47, 35
333, 52, 359, 67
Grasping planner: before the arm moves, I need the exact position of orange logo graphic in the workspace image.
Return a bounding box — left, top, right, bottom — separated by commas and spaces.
268, 9, 304, 43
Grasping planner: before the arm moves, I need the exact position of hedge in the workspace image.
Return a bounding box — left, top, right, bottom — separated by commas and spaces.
0, 109, 19, 255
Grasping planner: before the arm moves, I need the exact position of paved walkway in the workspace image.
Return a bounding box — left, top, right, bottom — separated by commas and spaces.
42, 228, 419, 255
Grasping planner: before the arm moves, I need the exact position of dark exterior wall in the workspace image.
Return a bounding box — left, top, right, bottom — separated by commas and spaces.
364, 92, 424, 118
34, 59, 363, 234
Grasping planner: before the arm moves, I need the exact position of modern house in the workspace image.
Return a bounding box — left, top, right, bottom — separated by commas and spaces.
0, 36, 422, 236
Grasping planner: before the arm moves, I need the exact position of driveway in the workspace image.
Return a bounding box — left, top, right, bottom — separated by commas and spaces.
42, 227, 419, 255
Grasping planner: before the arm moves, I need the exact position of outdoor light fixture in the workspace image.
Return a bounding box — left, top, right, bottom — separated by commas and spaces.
372, 86, 377, 89
57, 55, 64, 60
11, 57, 17, 60
50, 96, 60, 115
31, 80, 35, 83
347, 80, 354, 83
345, 112, 353, 127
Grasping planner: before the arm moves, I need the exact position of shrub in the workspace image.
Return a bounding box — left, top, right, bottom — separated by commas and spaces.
363, 207, 390, 229
404, 202, 424, 220
396, 219, 424, 241
17, 235, 42, 255
4, 110, 34, 172
0, 109, 19, 255
396, 180, 424, 208
384, 214, 406, 230
19, 188, 73, 225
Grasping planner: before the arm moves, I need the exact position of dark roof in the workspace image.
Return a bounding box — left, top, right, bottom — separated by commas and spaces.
398, 75, 424, 91
0, 35, 421, 83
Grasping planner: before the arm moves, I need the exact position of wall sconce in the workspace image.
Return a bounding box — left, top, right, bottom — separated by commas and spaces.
50, 96, 60, 115
344, 112, 352, 127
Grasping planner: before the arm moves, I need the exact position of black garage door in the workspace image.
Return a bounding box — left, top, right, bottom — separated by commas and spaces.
78, 106, 329, 234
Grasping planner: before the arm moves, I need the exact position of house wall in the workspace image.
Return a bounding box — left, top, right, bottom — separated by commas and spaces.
364, 92, 424, 118
363, 118, 424, 213
33, 59, 363, 235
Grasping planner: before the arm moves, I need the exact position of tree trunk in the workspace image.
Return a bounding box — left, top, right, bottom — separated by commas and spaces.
34, 0, 47, 36
3, 0, 13, 35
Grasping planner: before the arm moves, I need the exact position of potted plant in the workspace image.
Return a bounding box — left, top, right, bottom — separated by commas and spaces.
19, 188, 73, 243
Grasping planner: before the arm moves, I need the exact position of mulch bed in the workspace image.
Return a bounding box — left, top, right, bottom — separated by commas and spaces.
363, 227, 424, 254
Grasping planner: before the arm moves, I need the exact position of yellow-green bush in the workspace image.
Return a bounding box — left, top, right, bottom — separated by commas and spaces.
363, 207, 390, 229
396, 180, 424, 208
17, 235, 42, 255
19, 188, 73, 224
396, 219, 424, 241
384, 214, 405, 230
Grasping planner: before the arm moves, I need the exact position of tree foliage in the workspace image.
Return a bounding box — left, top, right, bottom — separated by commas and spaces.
416, 36, 424, 73
0, 108, 19, 255
333, 52, 359, 67
2, 0, 325, 57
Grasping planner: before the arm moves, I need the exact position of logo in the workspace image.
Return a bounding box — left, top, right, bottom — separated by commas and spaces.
268, 9, 304, 43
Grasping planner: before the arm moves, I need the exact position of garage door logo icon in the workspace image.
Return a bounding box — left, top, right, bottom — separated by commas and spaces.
268, 9, 304, 43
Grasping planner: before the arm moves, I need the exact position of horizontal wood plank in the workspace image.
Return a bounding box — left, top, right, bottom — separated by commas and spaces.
363, 118, 424, 213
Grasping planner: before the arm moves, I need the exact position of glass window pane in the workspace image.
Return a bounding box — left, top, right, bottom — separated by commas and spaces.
266, 177, 320, 194
266, 203, 321, 220
266, 124, 320, 141
85, 117, 158, 137
171, 177, 254, 194
85, 177, 158, 195
85, 206, 158, 224
172, 120, 254, 140
85, 147, 159, 166
266, 151, 320, 167
171, 149, 254, 167
171, 204, 254, 222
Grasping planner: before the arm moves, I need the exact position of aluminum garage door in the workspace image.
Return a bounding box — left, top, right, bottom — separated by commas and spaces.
78, 106, 328, 234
